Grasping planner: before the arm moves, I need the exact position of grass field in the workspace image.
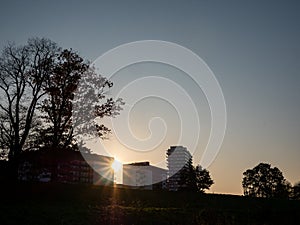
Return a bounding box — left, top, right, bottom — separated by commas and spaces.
0, 183, 299, 225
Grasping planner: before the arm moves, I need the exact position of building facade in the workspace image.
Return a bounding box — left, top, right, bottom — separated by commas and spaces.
167, 146, 192, 191
18, 149, 114, 186
123, 162, 167, 190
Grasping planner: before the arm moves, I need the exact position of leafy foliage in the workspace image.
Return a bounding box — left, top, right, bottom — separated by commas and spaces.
242, 163, 290, 198
179, 161, 214, 193
0, 38, 124, 165
37, 49, 87, 150
292, 182, 300, 200
195, 165, 214, 193
179, 158, 197, 192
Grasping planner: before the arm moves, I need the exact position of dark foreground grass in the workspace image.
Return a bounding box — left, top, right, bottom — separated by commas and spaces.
0, 183, 299, 225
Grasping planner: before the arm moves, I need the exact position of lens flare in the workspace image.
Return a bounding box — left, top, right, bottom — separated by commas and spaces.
111, 159, 122, 172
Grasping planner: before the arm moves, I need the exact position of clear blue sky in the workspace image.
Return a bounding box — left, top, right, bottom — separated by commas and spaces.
1, 0, 299, 194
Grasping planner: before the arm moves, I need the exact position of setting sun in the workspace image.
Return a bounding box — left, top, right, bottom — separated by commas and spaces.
111, 159, 122, 172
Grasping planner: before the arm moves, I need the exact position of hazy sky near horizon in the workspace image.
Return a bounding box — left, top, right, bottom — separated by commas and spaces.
1, 0, 299, 194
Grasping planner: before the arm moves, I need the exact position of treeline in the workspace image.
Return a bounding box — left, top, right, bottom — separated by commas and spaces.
176, 160, 300, 199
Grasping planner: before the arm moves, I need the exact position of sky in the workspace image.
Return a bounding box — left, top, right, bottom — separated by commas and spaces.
0, 0, 299, 194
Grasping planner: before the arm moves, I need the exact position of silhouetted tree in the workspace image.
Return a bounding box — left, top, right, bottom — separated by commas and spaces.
242, 163, 290, 198
195, 165, 214, 193
71, 64, 124, 144
37, 48, 124, 150
292, 182, 300, 200
0, 38, 124, 179
179, 158, 197, 191
179, 161, 214, 193
0, 38, 59, 177
37, 49, 83, 150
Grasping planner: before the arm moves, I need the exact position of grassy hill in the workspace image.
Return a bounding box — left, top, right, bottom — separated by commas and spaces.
1, 183, 299, 225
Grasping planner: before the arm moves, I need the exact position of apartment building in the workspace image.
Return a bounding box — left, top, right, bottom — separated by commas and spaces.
166, 146, 192, 191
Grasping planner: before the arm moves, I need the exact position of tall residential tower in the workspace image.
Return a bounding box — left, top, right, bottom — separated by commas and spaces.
166, 146, 192, 191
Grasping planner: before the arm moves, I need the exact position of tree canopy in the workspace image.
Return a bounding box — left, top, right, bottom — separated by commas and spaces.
0, 38, 59, 161
242, 163, 290, 198
195, 165, 214, 193
37, 49, 85, 150
0, 38, 124, 170
292, 182, 300, 200
179, 161, 214, 193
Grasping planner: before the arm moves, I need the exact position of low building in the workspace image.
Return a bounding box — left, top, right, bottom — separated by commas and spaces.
18, 149, 114, 186
123, 161, 167, 190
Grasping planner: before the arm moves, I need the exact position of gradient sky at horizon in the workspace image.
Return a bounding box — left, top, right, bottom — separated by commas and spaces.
1, 0, 299, 194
